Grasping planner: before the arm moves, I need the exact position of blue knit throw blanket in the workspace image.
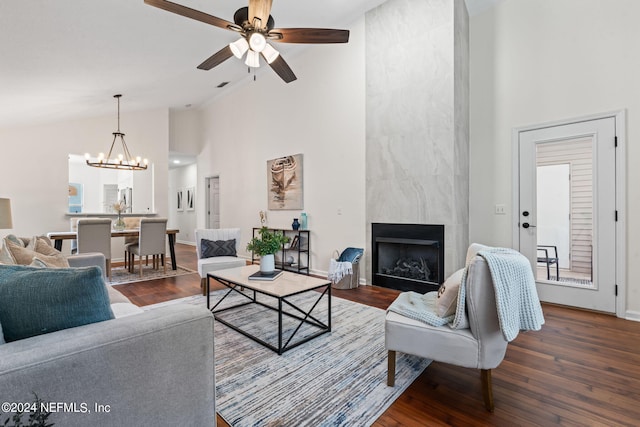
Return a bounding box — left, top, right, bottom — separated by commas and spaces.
475, 248, 545, 341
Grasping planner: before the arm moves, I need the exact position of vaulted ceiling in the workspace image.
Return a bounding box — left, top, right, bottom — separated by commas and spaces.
0, 0, 499, 128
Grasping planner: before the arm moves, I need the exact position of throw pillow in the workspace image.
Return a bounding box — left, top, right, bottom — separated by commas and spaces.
0, 242, 16, 265
30, 254, 70, 268
201, 238, 236, 258
435, 268, 465, 317
5, 234, 25, 248
26, 236, 58, 256
0, 264, 114, 342
4, 237, 66, 266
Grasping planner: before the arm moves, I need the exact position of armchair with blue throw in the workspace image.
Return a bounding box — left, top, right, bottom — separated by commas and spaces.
385, 244, 544, 411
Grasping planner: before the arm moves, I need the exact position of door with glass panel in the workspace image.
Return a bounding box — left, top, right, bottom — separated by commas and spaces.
517, 117, 616, 313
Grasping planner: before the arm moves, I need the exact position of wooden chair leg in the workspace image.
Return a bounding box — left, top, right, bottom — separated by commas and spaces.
124, 250, 127, 269
139, 256, 143, 278
387, 350, 396, 387
481, 369, 494, 412
163, 254, 167, 273
201, 277, 207, 296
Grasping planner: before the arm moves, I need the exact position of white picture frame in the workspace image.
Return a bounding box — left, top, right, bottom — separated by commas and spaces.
186, 187, 195, 211
177, 188, 184, 211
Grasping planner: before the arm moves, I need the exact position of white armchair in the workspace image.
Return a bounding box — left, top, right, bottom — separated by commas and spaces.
385, 244, 510, 412
195, 228, 246, 295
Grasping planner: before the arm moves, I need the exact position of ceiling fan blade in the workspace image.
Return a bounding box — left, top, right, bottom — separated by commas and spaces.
144, 0, 234, 31
267, 55, 297, 83
270, 28, 350, 44
197, 46, 234, 70
249, 0, 273, 30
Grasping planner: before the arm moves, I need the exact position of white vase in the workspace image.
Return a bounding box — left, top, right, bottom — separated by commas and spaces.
260, 254, 275, 274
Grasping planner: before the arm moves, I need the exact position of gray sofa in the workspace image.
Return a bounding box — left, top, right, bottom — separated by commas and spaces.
0, 254, 216, 426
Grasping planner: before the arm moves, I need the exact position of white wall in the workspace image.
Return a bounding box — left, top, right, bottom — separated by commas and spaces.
469, 0, 640, 314
168, 163, 198, 245
0, 108, 170, 259
195, 17, 367, 274
169, 109, 201, 155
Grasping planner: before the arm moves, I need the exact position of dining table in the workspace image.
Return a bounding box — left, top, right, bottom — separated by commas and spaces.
47, 229, 180, 270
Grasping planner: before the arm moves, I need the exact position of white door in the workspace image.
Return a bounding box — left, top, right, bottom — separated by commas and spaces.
206, 177, 220, 229
518, 117, 617, 313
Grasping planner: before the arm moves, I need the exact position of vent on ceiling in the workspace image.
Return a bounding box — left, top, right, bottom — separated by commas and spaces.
217, 81, 230, 88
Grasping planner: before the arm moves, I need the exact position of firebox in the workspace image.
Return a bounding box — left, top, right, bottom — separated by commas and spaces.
372, 223, 444, 293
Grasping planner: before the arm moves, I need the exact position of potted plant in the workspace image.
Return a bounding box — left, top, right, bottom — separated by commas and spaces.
246, 227, 290, 273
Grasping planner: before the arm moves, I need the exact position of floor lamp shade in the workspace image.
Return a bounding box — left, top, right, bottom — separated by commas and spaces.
0, 198, 13, 229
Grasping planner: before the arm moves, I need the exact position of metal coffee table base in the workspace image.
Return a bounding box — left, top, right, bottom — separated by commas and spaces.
207, 276, 331, 355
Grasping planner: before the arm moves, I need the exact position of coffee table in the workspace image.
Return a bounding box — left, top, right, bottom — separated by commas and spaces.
207, 265, 331, 355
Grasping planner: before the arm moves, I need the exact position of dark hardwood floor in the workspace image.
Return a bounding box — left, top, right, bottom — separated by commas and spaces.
115, 244, 640, 426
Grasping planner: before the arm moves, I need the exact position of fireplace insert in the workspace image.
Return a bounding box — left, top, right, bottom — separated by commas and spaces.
372, 223, 444, 293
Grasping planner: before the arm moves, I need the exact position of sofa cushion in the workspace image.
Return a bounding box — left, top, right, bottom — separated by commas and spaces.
201, 238, 237, 258
0, 265, 114, 342
436, 268, 465, 317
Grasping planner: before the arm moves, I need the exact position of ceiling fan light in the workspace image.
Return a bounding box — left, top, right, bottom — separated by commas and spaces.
248, 32, 267, 53
262, 43, 280, 64
229, 37, 249, 59
245, 50, 260, 68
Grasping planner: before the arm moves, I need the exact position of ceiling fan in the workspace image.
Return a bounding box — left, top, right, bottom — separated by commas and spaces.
144, 0, 350, 83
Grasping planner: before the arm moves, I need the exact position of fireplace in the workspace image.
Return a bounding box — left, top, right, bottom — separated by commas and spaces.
372, 223, 444, 293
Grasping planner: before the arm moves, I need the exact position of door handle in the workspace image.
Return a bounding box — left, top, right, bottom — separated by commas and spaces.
522, 223, 536, 229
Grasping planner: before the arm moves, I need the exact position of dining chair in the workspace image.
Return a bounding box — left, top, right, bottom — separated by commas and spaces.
76, 218, 112, 279
126, 218, 168, 277
122, 217, 141, 270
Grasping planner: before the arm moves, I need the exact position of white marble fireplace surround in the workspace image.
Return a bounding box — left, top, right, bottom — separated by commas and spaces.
365, 0, 469, 283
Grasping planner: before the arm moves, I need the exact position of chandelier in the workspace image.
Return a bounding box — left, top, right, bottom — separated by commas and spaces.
85, 94, 148, 171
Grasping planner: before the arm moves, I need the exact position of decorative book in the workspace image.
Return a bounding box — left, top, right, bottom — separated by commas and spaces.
249, 270, 283, 281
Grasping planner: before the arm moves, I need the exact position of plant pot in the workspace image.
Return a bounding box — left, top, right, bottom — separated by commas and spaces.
260, 254, 275, 274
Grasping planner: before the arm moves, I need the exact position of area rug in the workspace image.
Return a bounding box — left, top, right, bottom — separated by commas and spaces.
145, 290, 431, 426
108, 264, 196, 285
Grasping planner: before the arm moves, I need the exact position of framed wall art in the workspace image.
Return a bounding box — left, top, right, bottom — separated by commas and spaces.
267, 154, 303, 210
177, 188, 184, 211
186, 187, 195, 211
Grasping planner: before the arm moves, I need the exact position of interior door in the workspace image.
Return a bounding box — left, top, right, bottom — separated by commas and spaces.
518, 117, 616, 313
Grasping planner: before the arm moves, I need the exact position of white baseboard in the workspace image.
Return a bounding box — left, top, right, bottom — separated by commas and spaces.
624, 310, 640, 322
177, 240, 196, 246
